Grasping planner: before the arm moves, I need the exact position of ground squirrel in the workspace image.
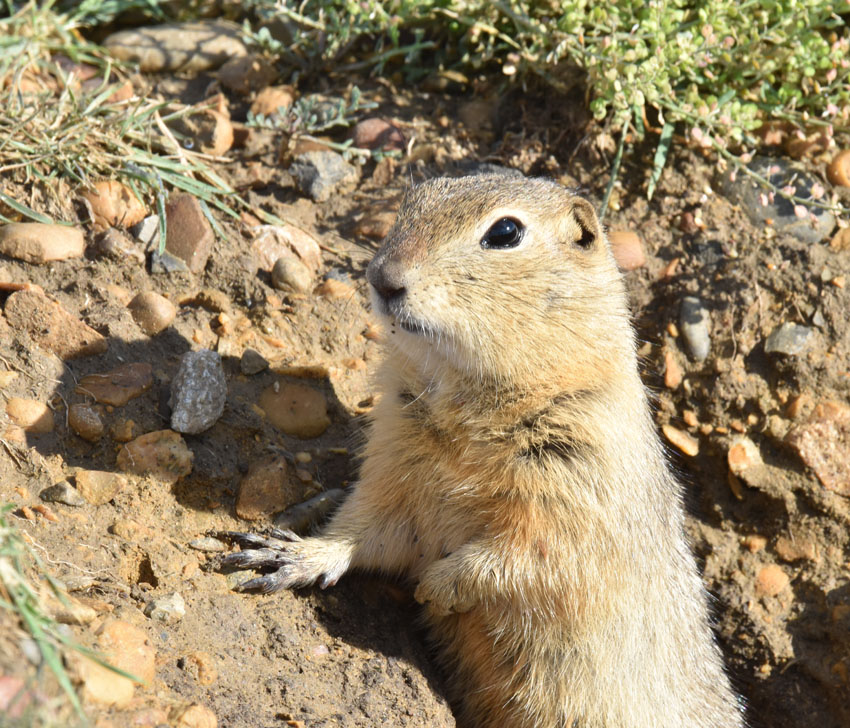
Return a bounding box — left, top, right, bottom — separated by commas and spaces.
223, 174, 744, 727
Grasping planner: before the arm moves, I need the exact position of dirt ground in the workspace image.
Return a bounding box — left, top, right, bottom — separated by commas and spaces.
1, 59, 850, 728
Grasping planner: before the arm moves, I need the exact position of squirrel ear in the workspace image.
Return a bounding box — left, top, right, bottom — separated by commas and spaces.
569, 197, 601, 249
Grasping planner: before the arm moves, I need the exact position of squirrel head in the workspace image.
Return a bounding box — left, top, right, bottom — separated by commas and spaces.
367, 174, 635, 389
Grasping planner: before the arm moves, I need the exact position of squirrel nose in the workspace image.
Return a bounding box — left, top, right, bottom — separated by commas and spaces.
367, 256, 407, 304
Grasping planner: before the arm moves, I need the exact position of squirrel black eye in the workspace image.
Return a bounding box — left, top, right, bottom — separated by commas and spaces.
481, 218, 524, 249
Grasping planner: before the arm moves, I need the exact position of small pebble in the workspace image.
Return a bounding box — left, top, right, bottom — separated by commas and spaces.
742, 534, 767, 553
289, 150, 359, 203
250, 85, 296, 116
116, 430, 194, 484
76, 362, 153, 406
827, 149, 850, 187
236, 456, 301, 521
165, 194, 215, 273
225, 570, 257, 590
764, 322, 813, 356
128, 291, 177, 336
661, 424, 699, 457
240, 348, 269, 375
150, 250, 191, 274
189, 537, 227, 553
131, 215, 160, 246
678, 296, 710, 362
271, 256, 313, 294
94, 228, 145, 264
351, 118, 405, 151
727, 436, 763, 477
663, 350, 683, 390
258, 382, 331, 439
607, 230, 645, 271
144, 592, 186, 625
170, 350, 227, 434
40, 482, 86, 507
0, 222, 85, 263
75, 470, 127, 506
80, 180, 147, 231
5, 397, 54, 433
250, 224, 322, 272
755, 564, 789, 598
218, 54, 277, 95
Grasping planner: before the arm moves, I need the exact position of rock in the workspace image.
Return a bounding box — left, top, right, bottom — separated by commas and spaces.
289, 150, 359, 203
40, 482, 86, 507
240, 348, 269, 375
607, 230, 646, 271
165, 194, 215, 273
774, 536, 818, 563
755, 564, 790, 598
111, 518, 148, 542
718, 156, 835, 244
131, 215, 160, 246
728, 436, 763, 475
786, 401, 850, 494
315, 277, 354, 300
103, 20, 247, 73
188, 537, 227, 553
144, 592, 186, 625
250, 85, 296, 117
258, 382, 330, 439
170, 350, 227, 434
663, 350, 683, 390
76, 362, 153, 406
111, 418, 138, 443
236, 455, 301, 521
250, 224, 322, 273
742, 534, 768, 553
93, 228, 146, 264
117, 430, 194, 484
76, 620, 155, 706
354, 210, 396, 240
151, 249, 191, 274
128, 291, 177, 336
75, 470, 127, 505
169, 109, 233, 157
0, 676, 31, 718
170, 703, 218, 728
5, 397, 54, 433
4, 288, 107, 359
0, 222, 85, 263
271, 256, 313, 294
181, 288, 231, 313
764, 322, 813, 356
661, 424, 699, 457
831, 227, 850, 252
351, 118, 405, 151
679, 296, 711, 362
827, 149, 850, 187
218, 55, 278, 95
80, 180, 147, 231
183, 652, 218, 686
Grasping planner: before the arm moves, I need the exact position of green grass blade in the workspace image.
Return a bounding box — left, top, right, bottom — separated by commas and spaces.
646, 121, 674, 202
0, 190, 55, 223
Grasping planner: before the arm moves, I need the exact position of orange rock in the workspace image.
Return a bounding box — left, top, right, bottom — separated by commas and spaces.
235, 456, 301, 521
76, 362, 153, 406
663, 350, 682, 389
661, 424, 699, 457
607, 230, 645, 271
117, 430, 194, 483
0, 222, 86, 263
755, 564, 789, 598
250, 85, 295, 116
258, 382, 330, 439
81, 180, 147, 231
5, 397, 54, 433
827, 149, 850, 187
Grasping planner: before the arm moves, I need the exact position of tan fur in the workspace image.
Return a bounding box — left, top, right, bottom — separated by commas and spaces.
260, 175, 744, 727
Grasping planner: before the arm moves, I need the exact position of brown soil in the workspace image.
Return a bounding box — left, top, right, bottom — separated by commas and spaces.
1, 67, 849, 728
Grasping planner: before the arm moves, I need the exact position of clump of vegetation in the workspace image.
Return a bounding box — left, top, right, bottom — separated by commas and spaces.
2, 0, 849, 226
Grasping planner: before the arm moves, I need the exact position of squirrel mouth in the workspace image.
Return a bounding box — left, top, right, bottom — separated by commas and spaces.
398, 318, 431, 336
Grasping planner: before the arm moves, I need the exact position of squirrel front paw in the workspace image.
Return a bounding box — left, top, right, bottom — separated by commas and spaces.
414, 558, 476, 616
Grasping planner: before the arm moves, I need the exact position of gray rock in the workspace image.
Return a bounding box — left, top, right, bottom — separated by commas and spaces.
189, 536, 227, 552
679, 296, 711, 362
765, 322, 813, 356
271, 256, 313, 294
94, 228, 145, 264
144, 592, 185, 625
225, 570, 257, 590
718, 156, 835, 244
104, 20, 247, 73
150, 250, 190, 274
170, 350, 227, 434
40, 482, 86, 507
131, 215, 160, 247
290, 150, 359, 202
240, 348, 269, 375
